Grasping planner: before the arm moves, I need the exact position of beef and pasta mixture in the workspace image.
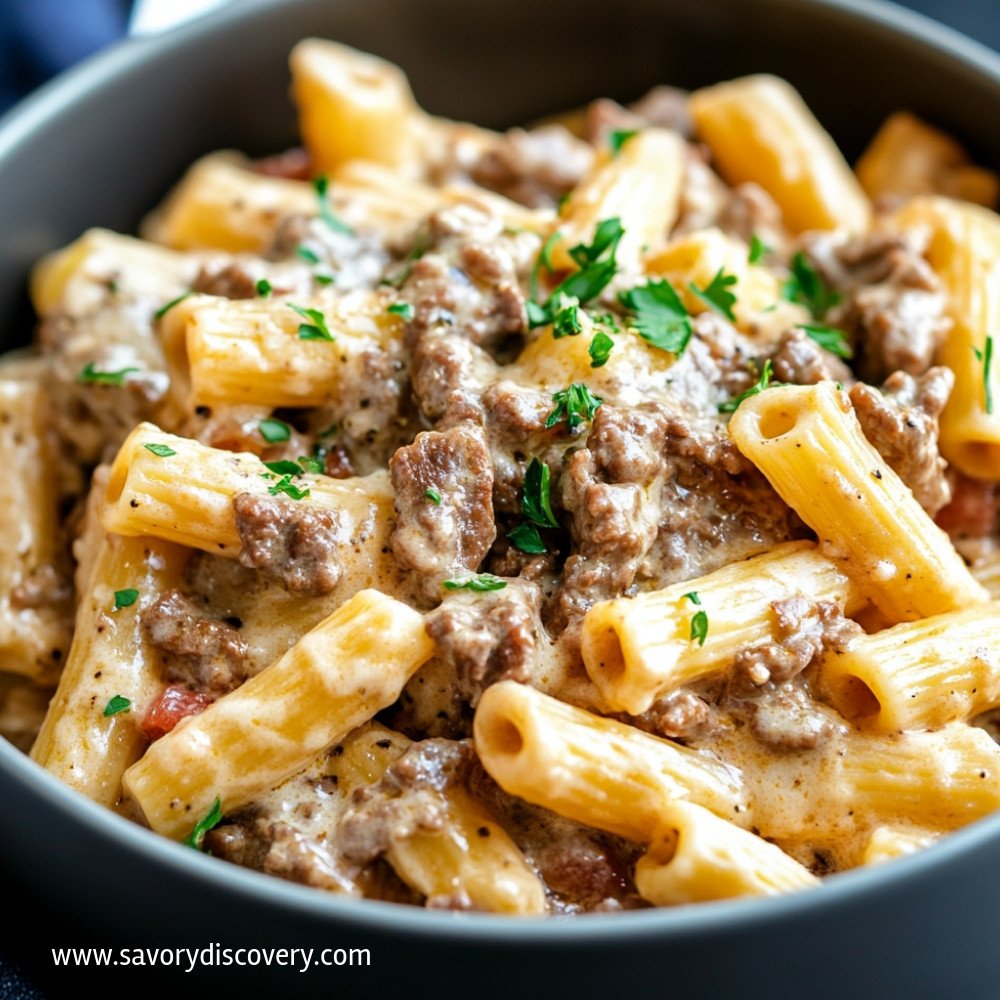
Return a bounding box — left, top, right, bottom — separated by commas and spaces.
5, 40, 1000, 914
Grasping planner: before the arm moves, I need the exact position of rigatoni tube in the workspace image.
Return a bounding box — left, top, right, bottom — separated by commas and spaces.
728, 381, 986, 622
473, 681, 747, 842
123, 589, 435, 839
582, 541, 863, 715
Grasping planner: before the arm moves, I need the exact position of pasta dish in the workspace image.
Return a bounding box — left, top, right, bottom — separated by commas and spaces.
4, 39, 1000, 913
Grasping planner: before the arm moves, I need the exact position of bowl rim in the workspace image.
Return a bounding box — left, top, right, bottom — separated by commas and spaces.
2, 0, 1000, 943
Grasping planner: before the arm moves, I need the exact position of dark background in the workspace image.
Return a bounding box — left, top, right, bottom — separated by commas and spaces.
0, 0, 998, 997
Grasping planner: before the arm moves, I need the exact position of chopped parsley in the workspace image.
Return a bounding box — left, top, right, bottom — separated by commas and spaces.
589, 330, 615, 368
258, 418, 291, 443
296, 453, 325, 475
545, 383, 603, 433
689, 267, 738, 321
748, 234, 770, 265
718, 359, 776, 414
442, 574, 507, 592
782, 252, 841, 317
77, 362, 139, 387
314, 175, 355, 236
153, 292, 192, 320
684, 591, 709, 647
609, 128, 639, 156
288, 303, 335, 341
552, 297, 584, 338
973, 336, 994, 415
528, 218, 624, 329
263, 459, 303, 476
102, 695, 132, 717
296, 245, 321, 264
184, 796, 224, 851
619, 279, 692, 355
508, 523, 546, 554
797, 323, 853, 359
267, 475, 311, 500
387, 302, 414, 321
425, 487, 442, 505
314, 273, 335, 286
255, 278, 273, 298
143, 443, 176, 458
521, 457, 559, 529
113, 588, 139, 611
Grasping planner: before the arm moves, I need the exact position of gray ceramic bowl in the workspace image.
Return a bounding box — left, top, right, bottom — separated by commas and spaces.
2, 0, 1000, 996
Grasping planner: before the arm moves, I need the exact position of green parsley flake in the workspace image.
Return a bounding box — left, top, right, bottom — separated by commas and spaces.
528, 219, 623, 329
619, 279, 692, 355
77, 362, 140, 387
314, 273, 335, 286
153, 292, 192, 320
545, 383, 603, 433
689, 267, 738, 321
387, 302, 415, 321
748, 234, 770, 265
258, 418, 292, 443
973, 336, 994, 415
552, 298, 584, 338
797, 323, 853, 359
102, 695, 132, 717
589, 330, 615, 368
288, 303, 335, 342
442, 574, 507, 592
521, 457, 559, 529
255, 278, 273, 298
718, 359, 776, 414
298, 453, 325, 474
684, 591, 709, 647
609, 128, 639, 156
263, 459, 303, 476
782, 252, 841, 317
113, 588, 139, 611
508, 523, 546, 555
267, 475, 311, 500
184, 796, 224, 851
296, 245, 322, 264
314, 175, 355, 236
143, 443, 176, 458
425, 488, 442, 505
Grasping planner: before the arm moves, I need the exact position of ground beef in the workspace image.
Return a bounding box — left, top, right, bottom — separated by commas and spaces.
800, 229, 950, 381
716, 182, 786, 247
191, 261, 260, 299
937, 474, 999, 540
770, 327, 853, 386
558, 405, 671, 624
850, 367, 954, 515
628, 688, 716, 740
742, 683, 838, 752
389, 424, 496, 600
141, 589, 249, 695
467, 125, 594, 209
233, 492, 345, 596
338, 740, 473, 865
557, 404, 797, 628
405, 243, 525, 353
251, 146, 311, 180
424, 580, 541, 705
732, 596, 861, 690
409, 330, 498, 422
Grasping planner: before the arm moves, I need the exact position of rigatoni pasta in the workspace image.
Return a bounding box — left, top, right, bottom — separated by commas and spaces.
9, 39, 1000, 916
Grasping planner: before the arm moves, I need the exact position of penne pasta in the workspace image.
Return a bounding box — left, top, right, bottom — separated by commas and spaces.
123, 589, 434, 839
728, 381, 987, 621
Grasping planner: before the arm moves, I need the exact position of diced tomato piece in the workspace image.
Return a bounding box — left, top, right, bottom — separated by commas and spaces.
140, 684, 213, 742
